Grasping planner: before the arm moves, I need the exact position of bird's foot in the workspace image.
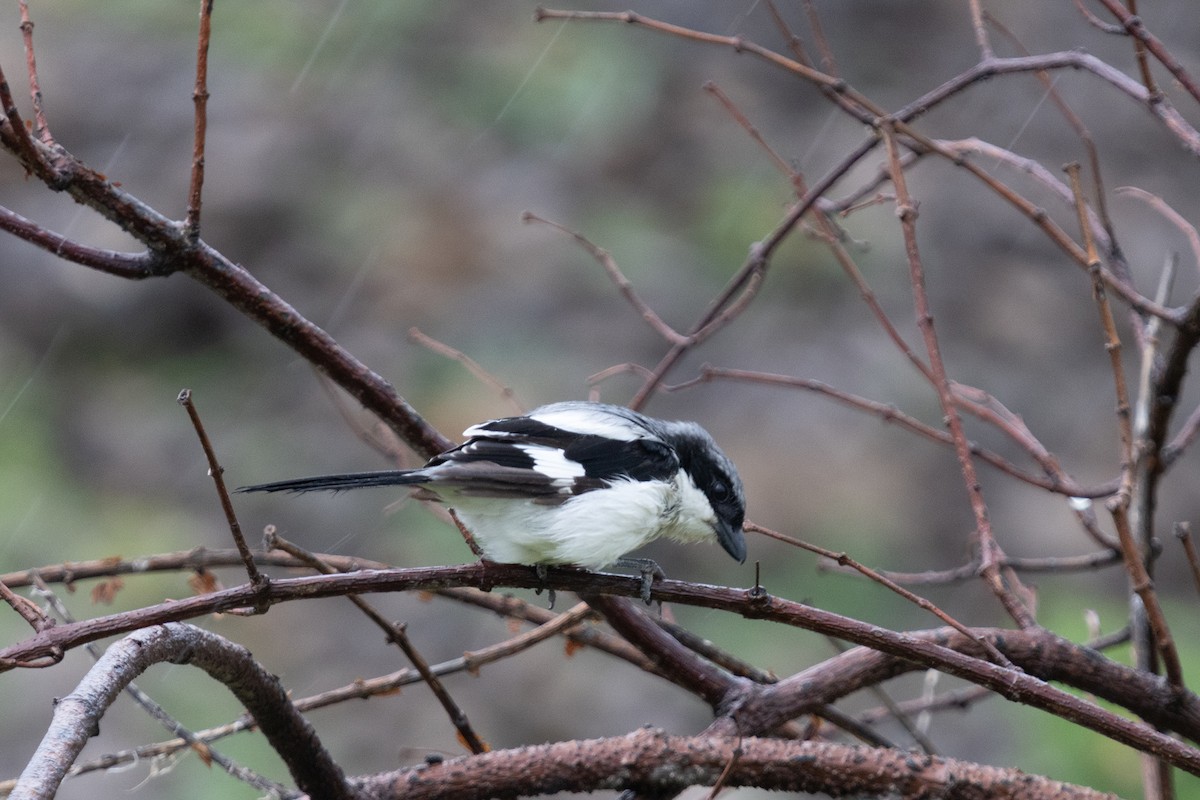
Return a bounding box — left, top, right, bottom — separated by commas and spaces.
614, 557, 665, 605
534, 563, 556, 609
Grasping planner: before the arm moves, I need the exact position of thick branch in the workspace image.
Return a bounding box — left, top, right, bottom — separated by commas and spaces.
353, 727, 1117, 800
721, 626, 1200, 742
10, 623, 352, 800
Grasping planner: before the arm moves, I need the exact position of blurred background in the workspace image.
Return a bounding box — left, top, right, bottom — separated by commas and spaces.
1, 1, 1199, 797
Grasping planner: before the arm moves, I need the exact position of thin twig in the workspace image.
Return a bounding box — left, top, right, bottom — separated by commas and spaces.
185, 0, 213, 240
1124, 0, 1158, 99
1175, 523, 1200, 597
534, 9, 866, 109
801, 0, 837, 77
881, 122, 1035, 629
688, 365, 1116, 498
266, 531, 490, 754
0, 579, 53, 632
585, 362, 656, 396
703, 737, 741, 800
0, 61, 48, 178
177, 389, 268, 594
522, 212, 689, 347
1108, 500, 1184, 690
1072, 0, 1125, 34
17, 0, 53, 145
762, 1, 812, 68
1066, 164, 1185, 693
824, 636, 938, 754
967, 0, 994, 60
749, 523, 1013, 667
861, 549, 1123, 585
703, 82, 800, 193
1118, 187, 1200, 278
858, 684, 994, 726
408, 327, 524, 414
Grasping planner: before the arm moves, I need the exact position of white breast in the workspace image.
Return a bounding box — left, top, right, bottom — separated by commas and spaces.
450, 470, 719, 569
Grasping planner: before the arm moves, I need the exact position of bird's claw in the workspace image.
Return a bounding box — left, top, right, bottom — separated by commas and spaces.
615, 557, 665, 605
534, 563, 556, 609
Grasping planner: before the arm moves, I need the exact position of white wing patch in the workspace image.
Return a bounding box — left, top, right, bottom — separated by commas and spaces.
518, 444, 585, 484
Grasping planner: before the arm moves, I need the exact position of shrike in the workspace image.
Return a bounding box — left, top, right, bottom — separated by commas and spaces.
239, 401, 746, 597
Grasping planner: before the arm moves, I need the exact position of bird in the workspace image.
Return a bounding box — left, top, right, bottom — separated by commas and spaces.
238, 401, 747, 600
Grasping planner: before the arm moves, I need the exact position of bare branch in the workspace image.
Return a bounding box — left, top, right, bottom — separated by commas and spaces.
749, 522, 1013, 666
356, 727, 1119, 800
1092, 0, 1200, 104
10, 623, 352, 800
16, 1, 52, 146
185, 0, 213, 240
265, 531, 490, 755
2, 565, 1198, 773
408, 327, 524, 414
521, 213, 690, 347
178, 389, 268, 595
882, 122, 1035, 628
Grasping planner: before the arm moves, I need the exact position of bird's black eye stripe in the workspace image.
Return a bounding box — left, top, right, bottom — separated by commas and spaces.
671, 436, 744, 521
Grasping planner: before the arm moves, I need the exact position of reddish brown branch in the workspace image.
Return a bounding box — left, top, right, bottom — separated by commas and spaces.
17, 1, 52, 146
521, 213, 692, 347
719, 624, 1200, 746
0, 579, 52, 633
630, 137, 876, 408
267, 532, 490, 755
1093, 0, 1200, 104
185, 0, 213, 239
886, 123, 1035, 628
1066, 164, 1185, 693
749, 523, 1013, 666
2, 564, 1199, 773
178, 390, 267, 594
0, 206, 163, 277
408, 327, 524, 414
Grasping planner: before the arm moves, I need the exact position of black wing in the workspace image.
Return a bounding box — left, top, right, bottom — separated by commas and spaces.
239, 408, 683, 501
430, 415, 681, 501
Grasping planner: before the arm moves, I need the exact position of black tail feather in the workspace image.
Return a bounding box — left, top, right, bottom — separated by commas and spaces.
235, 470, 426, 494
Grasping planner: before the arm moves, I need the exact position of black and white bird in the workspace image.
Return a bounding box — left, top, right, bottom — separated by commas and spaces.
238, 402, 747, 588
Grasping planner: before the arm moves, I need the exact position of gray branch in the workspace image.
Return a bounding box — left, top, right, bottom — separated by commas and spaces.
10, 623, 354, 800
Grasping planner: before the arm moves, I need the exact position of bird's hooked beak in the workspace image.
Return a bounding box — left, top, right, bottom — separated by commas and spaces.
716, 518, 747, 564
